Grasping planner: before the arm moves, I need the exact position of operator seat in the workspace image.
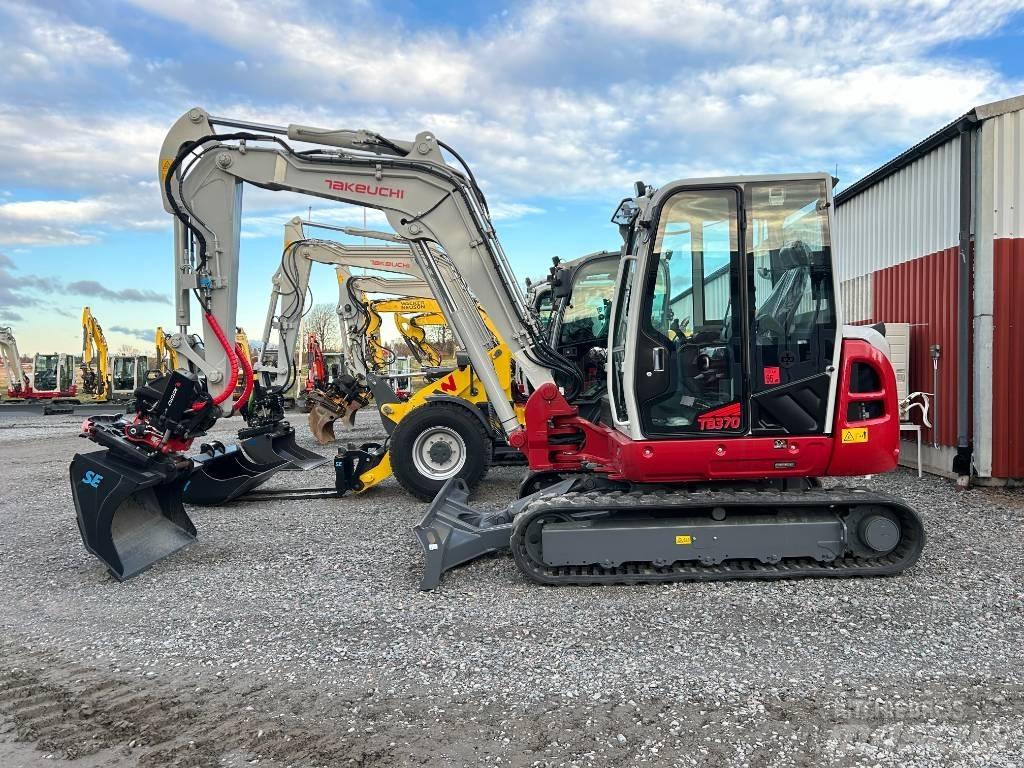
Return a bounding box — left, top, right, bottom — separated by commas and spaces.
754, 240, 812, 339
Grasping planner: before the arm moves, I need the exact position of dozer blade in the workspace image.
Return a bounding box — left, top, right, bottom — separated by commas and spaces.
413, 477, 578, 590
182, 443, 284, 506
71, 449, 195, 581
240, 424, 329, 472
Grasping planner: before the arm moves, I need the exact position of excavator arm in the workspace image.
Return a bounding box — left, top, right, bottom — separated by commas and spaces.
365, 296, 446, 368
394, 314, 442, 368
0, 326, 28, 396
255, 217, 465, 390
81, 307, 109, 400
154, 326, 179, 374
159, 108, 570, 438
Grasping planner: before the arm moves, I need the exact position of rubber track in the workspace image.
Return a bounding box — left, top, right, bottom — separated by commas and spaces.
510, 486, 925, 585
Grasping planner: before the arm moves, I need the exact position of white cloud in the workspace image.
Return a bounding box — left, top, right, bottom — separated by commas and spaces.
2, 0, 1023, 254
127, 0, 475, 105
0, 186, 166, 247
119, 0, 1023, 196
0, 107, 171, 191
0, 0, 130, 84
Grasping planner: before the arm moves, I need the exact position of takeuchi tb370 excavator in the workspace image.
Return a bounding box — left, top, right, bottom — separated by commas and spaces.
70, 107, 924, 587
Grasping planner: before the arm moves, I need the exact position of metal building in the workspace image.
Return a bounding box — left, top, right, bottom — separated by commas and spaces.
834, 94, 1024, 483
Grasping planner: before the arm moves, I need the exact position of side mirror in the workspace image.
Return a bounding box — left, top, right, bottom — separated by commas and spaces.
551, 267, 573, 299
610, 197, 639, 226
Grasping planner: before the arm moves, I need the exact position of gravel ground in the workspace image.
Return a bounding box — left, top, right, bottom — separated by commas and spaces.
0, 407, 1022, 767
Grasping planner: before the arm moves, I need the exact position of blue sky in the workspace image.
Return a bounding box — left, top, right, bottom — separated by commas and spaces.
1, 0, 1023, 353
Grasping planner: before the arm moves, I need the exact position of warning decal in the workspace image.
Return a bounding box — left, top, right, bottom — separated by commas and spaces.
841, 428, 869, 444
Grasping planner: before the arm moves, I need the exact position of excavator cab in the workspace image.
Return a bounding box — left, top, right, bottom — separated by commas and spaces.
625, 178, 838, 438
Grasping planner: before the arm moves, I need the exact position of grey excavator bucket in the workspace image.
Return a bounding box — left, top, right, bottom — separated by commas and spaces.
71, 449, 195, 581
412, 477, 578, 590
182, 442, 285, 506
238, 423, 329, 471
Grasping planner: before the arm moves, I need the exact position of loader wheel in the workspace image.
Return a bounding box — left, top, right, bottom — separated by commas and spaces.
389, 402, 492, 501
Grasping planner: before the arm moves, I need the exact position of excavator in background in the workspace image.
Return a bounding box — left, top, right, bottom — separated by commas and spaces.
0, 326, 30, 399
300, 331, 328, 412
81, 308, 109, 401
1, 325, 78, 402
178, 220, 438, 510
71, 108, 924, 589
368, 297, 445, 369
325, 262, 531, 496
81, 307, 148, 402
154, 326, 179, 376
109, 354, 149, 400
296, 329, 347, 413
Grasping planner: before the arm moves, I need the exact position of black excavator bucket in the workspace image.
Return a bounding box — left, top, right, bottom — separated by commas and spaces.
413, 477, 579, 590
182, 442, 285, 506
238, 423, 329, 472
71, 449, 195, 581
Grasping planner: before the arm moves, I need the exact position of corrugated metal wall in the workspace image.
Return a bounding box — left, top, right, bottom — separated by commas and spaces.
992, 238, 1024, 477
872, 247, 962, 448
840, 274, 872, 323
987, 108, 1024, 476
834, 103, 1024, 478
987, 110, 1024, 238
834, 137, 961, 282
834, 137, 964, 449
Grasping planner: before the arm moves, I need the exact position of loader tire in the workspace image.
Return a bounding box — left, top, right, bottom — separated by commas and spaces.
389, 402, 492, 502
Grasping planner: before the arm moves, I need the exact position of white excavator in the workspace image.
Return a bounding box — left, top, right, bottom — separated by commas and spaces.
70, 107, 924, 589
0, 326, 30, 399
1, 326, 78, 403
194, 217, 528, 503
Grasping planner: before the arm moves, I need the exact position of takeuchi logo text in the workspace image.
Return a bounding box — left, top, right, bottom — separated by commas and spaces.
324, 179, 405, 199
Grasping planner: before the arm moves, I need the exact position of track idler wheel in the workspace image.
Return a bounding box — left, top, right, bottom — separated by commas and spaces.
71, 449, 194, 581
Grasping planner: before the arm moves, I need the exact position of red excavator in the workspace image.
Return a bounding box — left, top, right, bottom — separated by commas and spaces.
69, 108, 924, 588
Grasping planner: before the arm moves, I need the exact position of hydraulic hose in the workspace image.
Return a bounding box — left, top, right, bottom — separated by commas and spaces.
231, 342, 254, 414
204, 311, 239, 406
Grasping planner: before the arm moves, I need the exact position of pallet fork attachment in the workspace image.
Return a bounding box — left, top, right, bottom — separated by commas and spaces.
71, 449, 195, 581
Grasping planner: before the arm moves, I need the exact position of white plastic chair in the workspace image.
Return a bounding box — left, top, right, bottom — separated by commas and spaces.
899, 392, 933, 478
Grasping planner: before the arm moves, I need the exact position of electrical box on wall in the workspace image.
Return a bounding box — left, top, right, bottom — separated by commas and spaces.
878, 322, 911, 403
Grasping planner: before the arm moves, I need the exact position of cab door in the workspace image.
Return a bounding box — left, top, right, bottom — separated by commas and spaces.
744, 178, 838, 435
632, 187, 747, 437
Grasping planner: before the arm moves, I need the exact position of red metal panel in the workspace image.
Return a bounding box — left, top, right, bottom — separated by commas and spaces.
992, 238, 1024, 477
872, 247, 962, 448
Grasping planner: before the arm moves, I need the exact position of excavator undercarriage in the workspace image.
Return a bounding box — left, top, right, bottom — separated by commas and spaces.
417, 475, 924, 589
